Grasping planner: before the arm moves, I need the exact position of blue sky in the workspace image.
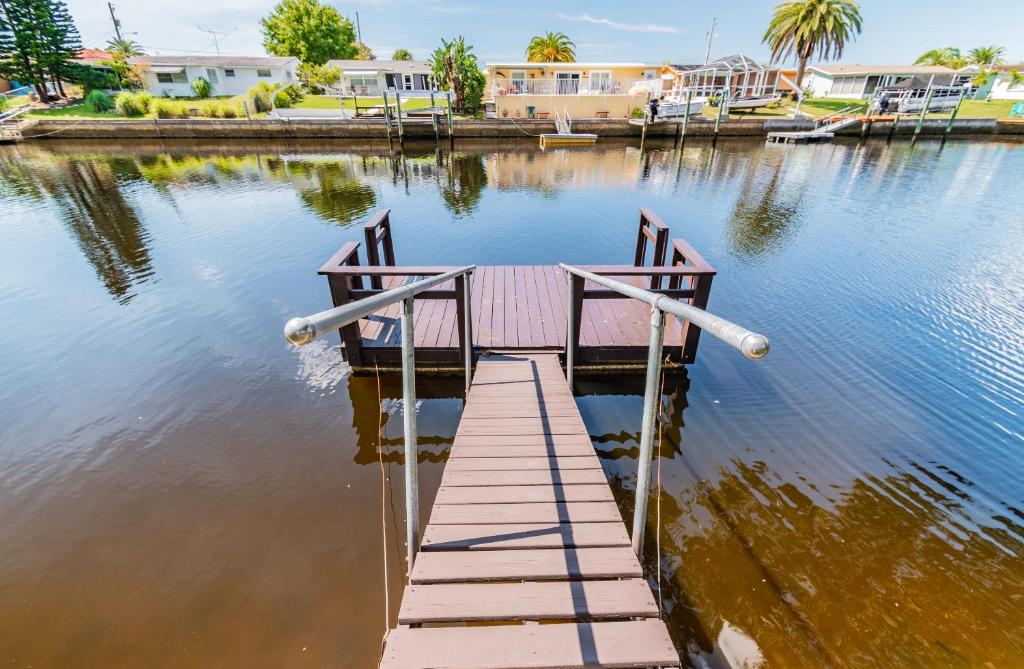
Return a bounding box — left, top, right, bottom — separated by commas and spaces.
69, 0, 1024, 65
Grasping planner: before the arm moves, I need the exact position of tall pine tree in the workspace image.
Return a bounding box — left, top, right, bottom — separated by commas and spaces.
0, 0, 81, 102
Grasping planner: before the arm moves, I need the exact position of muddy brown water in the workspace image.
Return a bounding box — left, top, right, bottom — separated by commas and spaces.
1, 138, 1022, 667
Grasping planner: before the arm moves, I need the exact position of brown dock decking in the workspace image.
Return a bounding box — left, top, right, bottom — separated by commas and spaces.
319, 208, 717, 372
381, 353, 680, 668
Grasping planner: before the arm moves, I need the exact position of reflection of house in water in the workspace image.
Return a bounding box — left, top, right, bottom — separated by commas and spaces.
45, 159, 155, 304
485, 146, 644, 192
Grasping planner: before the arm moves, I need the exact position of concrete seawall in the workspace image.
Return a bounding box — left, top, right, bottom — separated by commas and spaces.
20, 117, 1022, 141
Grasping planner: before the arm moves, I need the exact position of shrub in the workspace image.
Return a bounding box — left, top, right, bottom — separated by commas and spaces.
115, 91, 148, 116
192, 76, 212, 99
0, 96, 9, 113
246, 83, 272, 113
152, 98, 190, 119
207, 100, 241, 118
84, 90, 114, 113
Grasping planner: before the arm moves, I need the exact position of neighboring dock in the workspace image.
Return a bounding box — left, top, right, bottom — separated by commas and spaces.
381, 353, 679, 668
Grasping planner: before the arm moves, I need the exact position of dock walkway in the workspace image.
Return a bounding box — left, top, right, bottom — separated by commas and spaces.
381, 353, 679, 668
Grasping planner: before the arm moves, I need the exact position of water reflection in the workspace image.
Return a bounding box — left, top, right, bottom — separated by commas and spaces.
727, 153, 806, 261
288, 161, 378, 226
439, 152, 487, 216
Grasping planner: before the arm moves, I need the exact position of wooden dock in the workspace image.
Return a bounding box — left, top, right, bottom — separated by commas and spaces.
381, 353, 680, 668
319, 208, 717, 372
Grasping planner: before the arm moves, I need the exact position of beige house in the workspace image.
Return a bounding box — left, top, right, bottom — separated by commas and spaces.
484, 62, 661, 119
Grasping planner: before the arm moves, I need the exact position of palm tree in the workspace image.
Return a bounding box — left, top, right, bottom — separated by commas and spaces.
526, 32, 576, 63
915, 47, 966, 68
392, 48, 413, 61
762, 0, 862, 88
106, 37, 146, 58
355, 41, 375, 60
967, 45, 1005, 66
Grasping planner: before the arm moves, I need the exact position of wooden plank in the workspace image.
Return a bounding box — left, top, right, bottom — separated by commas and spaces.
503, 265, 518, 348
441, 469, 608, 486
428, 501, 622, 525
475, 265, 492, 348
514, 266, 533, 347
535, 266, 562, 346
444, 456, 602, 471
450, 444, 597, 458
457, 417, 586, 435
380, 619, 680, 669
398, 579, 657, 623
453, 434, 592, 447
435, 484, 614, 504
491, 265, 506, 348
522, 266, 547, 347
461, 405, 582, 418
410, 546, 642, 583
421, 521, 629, 550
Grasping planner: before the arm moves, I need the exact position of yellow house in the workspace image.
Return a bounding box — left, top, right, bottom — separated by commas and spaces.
484, 62, 663, 119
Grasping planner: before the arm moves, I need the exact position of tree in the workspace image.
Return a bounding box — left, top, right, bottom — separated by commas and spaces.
526, 31, 575, 62
915, 47, 966, 68
392, 48, 412, 61
762, 0, 862, 88
260, 0, 356, 65
0, 0, 81, 102
106, 36, 144, 57
967, 45, 1005, 67
429, 36, 485, 115
297, 61, 339, 92
354, 40, 374, 60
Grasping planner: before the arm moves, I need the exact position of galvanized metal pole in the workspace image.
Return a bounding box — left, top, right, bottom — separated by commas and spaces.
400, 297, 419, 578
630, 305, 666, 557
383, 92, 393, 141
446, 92, 454, 139
462, 273, 473, 394
565, 274, 575, 389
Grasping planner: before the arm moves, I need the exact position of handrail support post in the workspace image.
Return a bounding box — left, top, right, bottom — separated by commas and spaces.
631, 304, 666, 557
401, 296, 420, 579
565, 273, 575, 389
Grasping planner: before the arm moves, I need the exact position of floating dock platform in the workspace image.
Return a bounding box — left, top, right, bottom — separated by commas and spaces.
539, 132, 598, 147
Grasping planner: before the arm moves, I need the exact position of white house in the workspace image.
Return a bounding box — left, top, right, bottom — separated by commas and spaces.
326, 60, 434, 96
803, 65, 963, 99
981, 64, 1024, 100
130, 55, 299, 98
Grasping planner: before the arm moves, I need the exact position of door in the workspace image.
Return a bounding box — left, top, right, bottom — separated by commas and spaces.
555, 72, 580, 94
403, 74, 413, 90
510, 71, 526, 93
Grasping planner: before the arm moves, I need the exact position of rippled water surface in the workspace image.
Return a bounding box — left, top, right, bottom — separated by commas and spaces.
1, 138, 1022, 668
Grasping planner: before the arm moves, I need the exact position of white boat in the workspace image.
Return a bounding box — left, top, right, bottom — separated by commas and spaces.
723, 93, 783, 110
656, 97, 705, 118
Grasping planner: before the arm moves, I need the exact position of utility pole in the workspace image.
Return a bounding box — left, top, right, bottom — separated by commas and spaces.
703, 17, 717, 65
355, 12, 362, 44
107, 2, 123, 42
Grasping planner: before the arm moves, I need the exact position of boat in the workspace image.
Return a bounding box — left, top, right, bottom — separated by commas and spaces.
870, 76, 966, 114
656, 96, 705, 118
723, 93, 784, 110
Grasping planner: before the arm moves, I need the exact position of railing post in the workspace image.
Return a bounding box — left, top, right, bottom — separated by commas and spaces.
631, 304, 666, 557
566, 274, 584, 390
456, 273, 473, 393
401, 296, 419, 579
682, 272, 714, 364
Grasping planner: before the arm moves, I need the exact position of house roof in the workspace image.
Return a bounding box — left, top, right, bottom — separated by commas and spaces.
808, 64, 954, 76
327, 59, 431, 73
129, 55, 297, 68
486, 62, 651, 69
76, 48, 113, 61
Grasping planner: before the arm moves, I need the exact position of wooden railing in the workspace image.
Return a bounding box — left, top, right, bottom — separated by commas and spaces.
633, 208, 669, 289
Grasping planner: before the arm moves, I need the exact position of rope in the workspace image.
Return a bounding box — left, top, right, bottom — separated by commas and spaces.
507, 117, 544, 137
16, 115, 93, 139
374, 364, 391, 667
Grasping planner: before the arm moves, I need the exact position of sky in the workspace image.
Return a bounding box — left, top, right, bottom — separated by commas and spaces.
68, 0, 1024, 66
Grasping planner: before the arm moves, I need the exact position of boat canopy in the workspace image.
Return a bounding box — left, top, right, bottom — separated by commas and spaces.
675, 54, 781, 100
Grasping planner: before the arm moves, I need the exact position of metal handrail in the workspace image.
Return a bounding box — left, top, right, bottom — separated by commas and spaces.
284, 264, 476, 579
559, 263, 768, 557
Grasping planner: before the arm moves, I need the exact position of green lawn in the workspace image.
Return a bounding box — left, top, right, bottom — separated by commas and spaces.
293, 94, 448, 111
699, 96, 1017, 121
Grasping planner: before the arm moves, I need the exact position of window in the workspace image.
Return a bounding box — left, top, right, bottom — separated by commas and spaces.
350, 76, 378, 88
510, 71, 526, 93
257, 69, 272, 78
156, 72, 188, 84
590, 70, 611, 92
206, 68, 219, 84
224, 69, 235, 77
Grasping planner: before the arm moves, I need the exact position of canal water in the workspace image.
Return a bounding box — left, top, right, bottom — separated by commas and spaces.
1, 137, 1021, 668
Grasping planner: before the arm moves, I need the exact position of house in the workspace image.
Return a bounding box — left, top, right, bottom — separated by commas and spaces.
129, 55, 298, 97
75, 48, 113, 66
802, 65, 967, 99
484, 62, 661, 119
968, 63, 1024, 100
326, 60, 434, 96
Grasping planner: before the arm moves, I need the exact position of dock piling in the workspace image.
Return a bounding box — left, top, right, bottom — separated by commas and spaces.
395, 91, 405, 142
400, 296, 420, 577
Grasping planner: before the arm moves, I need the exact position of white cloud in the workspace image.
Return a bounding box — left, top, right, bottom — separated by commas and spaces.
556, 13, 682, 34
